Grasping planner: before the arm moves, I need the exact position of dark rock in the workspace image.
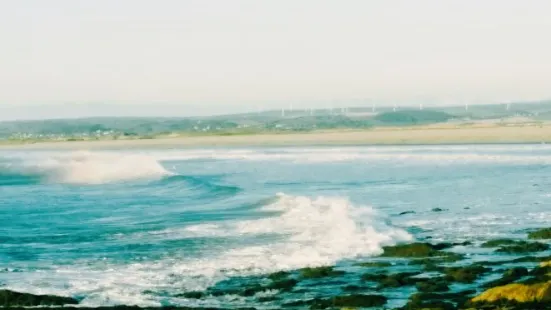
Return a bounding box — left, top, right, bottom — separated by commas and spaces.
300, 266, 345, 279
342, 285, 363, 292
432, 208, 446, 212
415, 278, 450, 292
355, 261, 393, 268
402, 290, 476, 310
528, 227, 551, 240
257, 296, 278, 302
362, 271, 421, 289
267, 271, 290, 281
481, 238, 521, 248
495, 241, 549, 254
442, 265, 491, 283
399, 211, 416, 215
482, 267, 529, 288
309, 294, 387, 309
512, 255, 551, 263
401, 300, 455, 310
409, 253, 465, 266
381, 243, 439, 257
266, 278, 298, 292
0, 289, 78, 307
382, 242, 464, 261
239, 285, 265, 297
179, 291, 204, 299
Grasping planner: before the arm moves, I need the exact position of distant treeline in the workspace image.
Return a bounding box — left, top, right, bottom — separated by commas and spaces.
6, 101, 551, 140
0, 110, 461, 139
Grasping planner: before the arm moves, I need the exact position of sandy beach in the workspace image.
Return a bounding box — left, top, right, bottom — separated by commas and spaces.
2, 124, 551, 149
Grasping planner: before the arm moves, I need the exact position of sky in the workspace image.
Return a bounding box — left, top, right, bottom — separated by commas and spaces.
1, 0, 551, 119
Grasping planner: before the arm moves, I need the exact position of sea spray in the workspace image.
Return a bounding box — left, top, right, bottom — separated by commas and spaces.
0, 151, 171, 184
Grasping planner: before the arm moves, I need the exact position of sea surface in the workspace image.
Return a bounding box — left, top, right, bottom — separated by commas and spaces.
1, 145, 551, 308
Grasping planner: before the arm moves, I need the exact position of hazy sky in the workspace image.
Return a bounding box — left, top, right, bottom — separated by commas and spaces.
1, 0, 551, 117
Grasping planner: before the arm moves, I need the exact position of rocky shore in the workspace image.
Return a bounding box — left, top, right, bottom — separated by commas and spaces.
2, 227, 550, 310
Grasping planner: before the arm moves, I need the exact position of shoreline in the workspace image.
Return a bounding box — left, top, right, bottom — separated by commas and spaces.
1, 124, 551, 149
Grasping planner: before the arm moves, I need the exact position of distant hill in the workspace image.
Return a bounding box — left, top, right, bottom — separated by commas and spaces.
374, 110, 454, 125
2, 100, 551, 141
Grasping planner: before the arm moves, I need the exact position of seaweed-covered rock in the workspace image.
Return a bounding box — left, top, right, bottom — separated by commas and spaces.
402, 290, 476, 310
300, 266, 345, 279
482, 267, 529, 288
528, 227, 551, 240
309, 294, 388, 309
481, 238, 521, 248
342, 285, 365, 292
178, 291, 205, 299
409, 253, 465, 266
257, 295, 278, 302
471, 282, 551, 303
401, 300, 455, 310
355, 261, 393, 268
415, 278, 450, 292
239, 285, 266, 297
495, 241, 549, 254
266, 278, 298, 291
0, 290, 78, 307
267, 271, 290, 281
431, 241, 472, 250
382, 242, 459, 258
362, 272, 422, 289
443, 265, 490, 283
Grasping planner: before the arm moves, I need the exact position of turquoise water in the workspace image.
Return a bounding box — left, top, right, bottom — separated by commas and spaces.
1, 145, 550, 307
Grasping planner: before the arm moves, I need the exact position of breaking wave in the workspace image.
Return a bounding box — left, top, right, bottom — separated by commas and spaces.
0, 151, 171, 185
2, 194, 412, 306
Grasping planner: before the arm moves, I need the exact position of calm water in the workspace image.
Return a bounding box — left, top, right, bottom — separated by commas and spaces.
1, 145, 550, 307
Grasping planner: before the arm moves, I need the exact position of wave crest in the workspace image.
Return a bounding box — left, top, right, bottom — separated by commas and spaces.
1, 151, 171, 185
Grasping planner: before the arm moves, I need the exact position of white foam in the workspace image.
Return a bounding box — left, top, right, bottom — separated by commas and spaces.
13, 151, 171, 184
2, 194, 411, 306
147, 146, 551, 165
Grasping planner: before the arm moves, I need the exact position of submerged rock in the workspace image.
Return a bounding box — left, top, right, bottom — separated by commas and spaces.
495, 241, 549, 254
528, 227, 551, 240
266, 278, 298, 291
442, 265, 491, 283
402, 290, 475, 310
300, 266, 345, 279
482, 267, 529, 288
415, 278, 450, 292
409, 252, 465, 266
481, 238, 522, 248
267, 271, 290, 281
362, 271, 421, 288
0, 289, 78, 307
179, 291, 204, 299
519, 265, 551, 285
355, 261, 393, 268
399, 211, 416, 215
301, 294, 388, 309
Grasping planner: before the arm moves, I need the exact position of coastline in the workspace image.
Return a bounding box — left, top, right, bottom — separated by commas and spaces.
1, 124, 550, 149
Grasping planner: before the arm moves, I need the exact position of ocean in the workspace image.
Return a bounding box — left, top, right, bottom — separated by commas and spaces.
1, 145, 550, 308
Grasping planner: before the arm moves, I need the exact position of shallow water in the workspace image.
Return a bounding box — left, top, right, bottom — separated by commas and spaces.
1, 145, 550, 307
